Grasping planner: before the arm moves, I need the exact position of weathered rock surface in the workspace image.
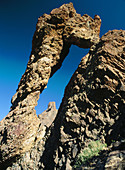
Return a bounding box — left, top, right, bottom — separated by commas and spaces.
0, 3, 125, 170
0, 3, 101, 168
39, 30, 125, 169
4, 30, 125, 170
78, 150, 125, 170
105, 150, 125, 169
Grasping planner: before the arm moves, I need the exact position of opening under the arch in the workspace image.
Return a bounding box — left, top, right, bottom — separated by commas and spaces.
35, 45, 89, 116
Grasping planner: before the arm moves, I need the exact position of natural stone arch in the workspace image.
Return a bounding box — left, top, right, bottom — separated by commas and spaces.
0, 3, 101, 165
11, 3, 101, 110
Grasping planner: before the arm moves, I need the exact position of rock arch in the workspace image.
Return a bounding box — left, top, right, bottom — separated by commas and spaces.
0, 3, 101, 166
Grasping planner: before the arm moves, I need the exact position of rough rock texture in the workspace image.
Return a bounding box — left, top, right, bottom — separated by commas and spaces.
78, 140, 125, 169
78, 150, 125, 170
105, 150, 125, 169
0, 3, 101, 168
4, 30, 125, 170
0, 3, 125, 170
40, 30, 125, 169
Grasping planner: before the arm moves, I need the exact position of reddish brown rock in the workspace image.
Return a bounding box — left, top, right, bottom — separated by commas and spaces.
0, 3, 101, 168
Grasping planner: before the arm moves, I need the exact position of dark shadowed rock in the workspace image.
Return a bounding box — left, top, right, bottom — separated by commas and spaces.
40, 30, 125, 169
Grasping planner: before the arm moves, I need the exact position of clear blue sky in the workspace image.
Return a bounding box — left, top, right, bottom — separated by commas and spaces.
0, 0, 125, 120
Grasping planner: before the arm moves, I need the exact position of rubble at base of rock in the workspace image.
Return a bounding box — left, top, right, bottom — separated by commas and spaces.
0, 3, 125, 170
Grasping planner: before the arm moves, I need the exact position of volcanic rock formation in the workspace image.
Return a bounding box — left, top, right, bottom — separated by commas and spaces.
40, 30, 125, 169
0, 2, 125, 170
0, 3, 101, 168
0, 3, 101, 167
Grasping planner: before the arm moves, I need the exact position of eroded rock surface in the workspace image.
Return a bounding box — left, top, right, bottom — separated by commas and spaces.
0, 3, 101, 168
4, 29, 125, 170
0, 2, 125, 170
40, 30, 125, 169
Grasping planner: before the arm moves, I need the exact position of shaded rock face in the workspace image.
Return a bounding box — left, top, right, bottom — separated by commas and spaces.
79, 147, 125, 170
0, 2, 101, 168
40, 30, 125, 169
0, 3, 125, 170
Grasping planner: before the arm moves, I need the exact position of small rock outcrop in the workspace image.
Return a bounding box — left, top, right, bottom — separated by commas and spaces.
38, 102, 57, 128
0, 3, 125, 170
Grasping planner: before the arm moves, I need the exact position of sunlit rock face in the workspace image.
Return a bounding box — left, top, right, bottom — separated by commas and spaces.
3, 28, 125, 169
0, 3, 101, 168
1, 2, 125, 170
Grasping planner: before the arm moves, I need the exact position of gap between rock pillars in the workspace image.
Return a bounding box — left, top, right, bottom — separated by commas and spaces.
35, 46, 89, 115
